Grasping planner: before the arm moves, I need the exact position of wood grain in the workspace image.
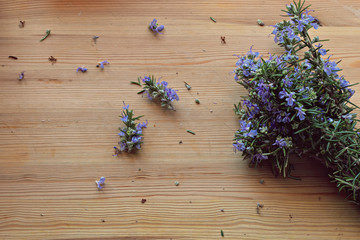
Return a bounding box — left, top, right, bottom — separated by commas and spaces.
1, 0, 360, 239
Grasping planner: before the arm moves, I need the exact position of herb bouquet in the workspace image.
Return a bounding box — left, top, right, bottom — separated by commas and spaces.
233, 0, 360, 204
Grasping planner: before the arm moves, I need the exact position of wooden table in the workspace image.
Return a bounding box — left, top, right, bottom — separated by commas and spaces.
1, 0, 360, 239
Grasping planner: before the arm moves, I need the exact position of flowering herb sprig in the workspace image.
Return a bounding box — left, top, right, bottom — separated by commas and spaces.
149, 18, 164, 33
233, 0, 360, 204
114, 103, 148, 154
136, 75, 179, 110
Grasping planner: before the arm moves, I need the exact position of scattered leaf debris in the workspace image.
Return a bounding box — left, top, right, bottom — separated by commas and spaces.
195, 99, 200, 104
175, 181, 180, 186
220, 209, 224, 212
256, 202, 264, 214
141, 198, 147, 204
8, 56, 18, 60
184, 81, 191, 90
40, 29, 51, 42
40, 213, 44, 216
257, 19, 265, 26
221, 36, 226, 44
48, 56, 57, 64
210, 17, 217, 23
220, 230, 224, 237
92, 36, 99, 44
179, 140, 183, 144
187, 130, 196, 135
259, 179, 264, 184
101, 219, 106, 222
19, 20, 25, 28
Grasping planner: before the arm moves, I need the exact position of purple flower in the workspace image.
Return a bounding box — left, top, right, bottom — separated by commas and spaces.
123, 104, 129, 110
285, 92, 296, 106
157, 25, 165, 32
233, 141, 246, 152
323, 58, 340, 76
121, 115, 128, 122
234, 47, 262, 79
239, 120, 252, 132
253, 153, 268, 162
318, 48, 327, 56
339, 78, 349, 88
164, 87, 179, 101
273, 138, 287, 148
118, 131, 125, 137
131, 136, 142, 143
137, 121, 148, 131
76, 67, 87, 72
96, 176, 105, 190
295, 106, 306, 121
18, 71, 25, 80
279, 88, 287, 99
142, 76, 151, 82
245, 129, 258, 138
149, 18, 165, 33
282, 113, 291, 123
119, 141, 126, 151
342, 114, 353, 121
98, 60, 109, 69
347, 88, 355, 99
303, 60, 312, 70
282, 76, 293, 87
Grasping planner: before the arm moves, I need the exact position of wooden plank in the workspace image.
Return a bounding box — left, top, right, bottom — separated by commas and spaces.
0, 0, 360, 239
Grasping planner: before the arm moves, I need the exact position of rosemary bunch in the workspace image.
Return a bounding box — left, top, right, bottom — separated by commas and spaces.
233, 0, 360, 203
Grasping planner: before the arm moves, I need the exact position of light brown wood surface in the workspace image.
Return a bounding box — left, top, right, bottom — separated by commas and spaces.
1, 0, 360, 239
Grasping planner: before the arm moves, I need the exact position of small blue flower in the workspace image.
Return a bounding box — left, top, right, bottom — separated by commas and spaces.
131, 136, 142, 143
142, 76, 151, 83
295, 106, 306, 121
318, 48, 327, 56
323, 58, 340, 76
342, 114, 353, 121
285, 92, 296, 106
96, 176, 105, 190
273, 138, 288, 148
239, 120, 252, 132
282, 113, 291, 123
76, 67, 87, 72
121, 115, 128, 122
165, 87, 179, 101
303, 60, 312, 70
118, 131, 125, 137
136, 121, 148, 130
279, 88, 287, 99
98, 60, 109, 69
119, 142, 126, 151
18, 71, 25, 80
253, 153, 268, 162
233, 141, 246, 152
123, 104, 130, 110
339, 78, 349, 88
246, 129, 258, 138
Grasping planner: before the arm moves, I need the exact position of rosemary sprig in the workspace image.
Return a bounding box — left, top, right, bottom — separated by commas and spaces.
40, 29, 51, 41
